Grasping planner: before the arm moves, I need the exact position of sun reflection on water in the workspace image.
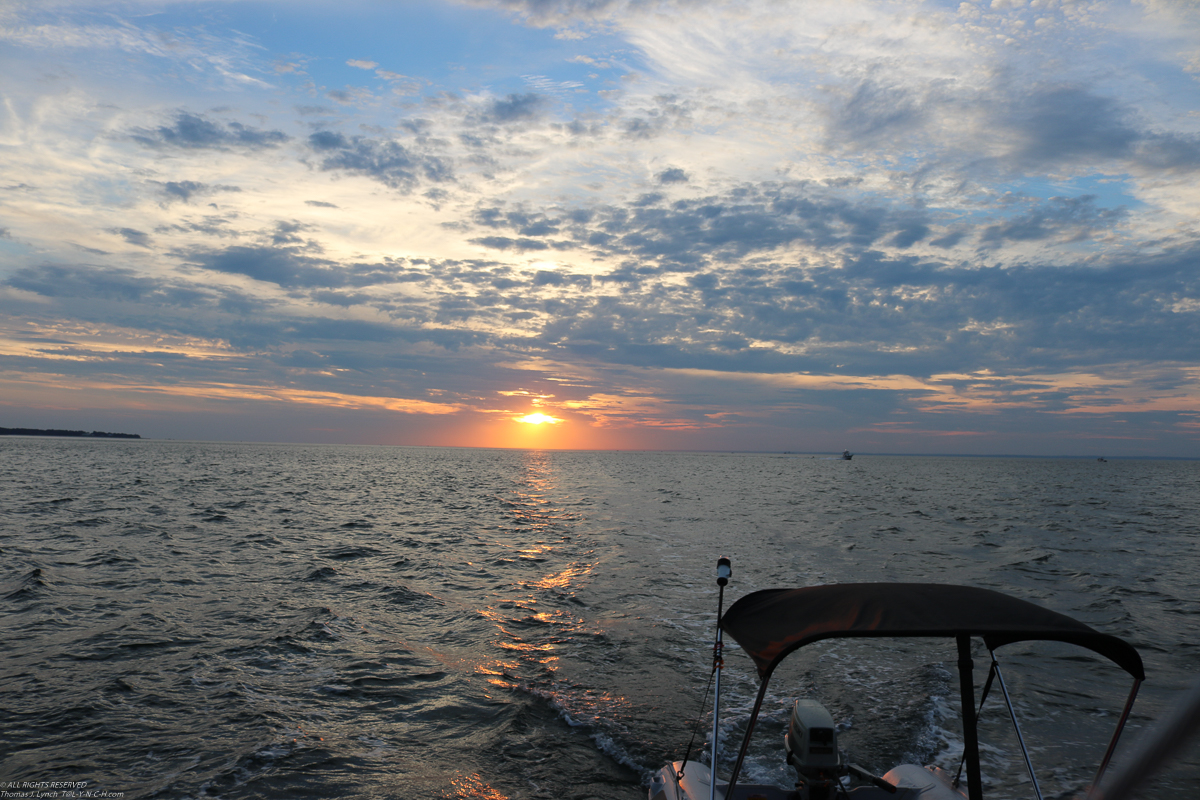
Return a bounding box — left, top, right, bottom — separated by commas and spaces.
443, 772, 509, 800
518, 543, 554, 559
455, 448, 643, 769
531, 563, 591, 590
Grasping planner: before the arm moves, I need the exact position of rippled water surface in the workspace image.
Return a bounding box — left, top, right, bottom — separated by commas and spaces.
2, 439, 1198, 798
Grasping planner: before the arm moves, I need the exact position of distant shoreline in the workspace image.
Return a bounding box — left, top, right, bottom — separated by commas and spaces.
0, 427, 142, 439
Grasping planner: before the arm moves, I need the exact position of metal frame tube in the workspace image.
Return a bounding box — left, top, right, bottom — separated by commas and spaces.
1089, 678, 1199, 800
957, 636, 984, 800
725, 675, 772, 798
1091, 678, 1142, 789
990, 654, 1043, 800
710, 625, 723, 800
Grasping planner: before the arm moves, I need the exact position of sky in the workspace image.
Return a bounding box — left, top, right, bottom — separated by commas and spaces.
1, 0, 1199, 455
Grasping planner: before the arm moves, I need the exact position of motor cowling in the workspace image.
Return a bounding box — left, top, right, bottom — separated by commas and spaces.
784, 700, 841, 800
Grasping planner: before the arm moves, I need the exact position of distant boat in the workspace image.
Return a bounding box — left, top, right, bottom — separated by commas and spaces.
1098, 457, 1108, 462
842, 450, 853, 460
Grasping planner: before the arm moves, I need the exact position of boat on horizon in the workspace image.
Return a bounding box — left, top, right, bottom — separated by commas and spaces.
649, 564, 1148, 800
841, 450, 853, 460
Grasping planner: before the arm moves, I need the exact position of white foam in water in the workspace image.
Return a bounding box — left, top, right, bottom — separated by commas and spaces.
517, 681, 654, 782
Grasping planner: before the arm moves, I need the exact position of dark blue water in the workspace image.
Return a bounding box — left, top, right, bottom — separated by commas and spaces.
1, 439, 1197, 798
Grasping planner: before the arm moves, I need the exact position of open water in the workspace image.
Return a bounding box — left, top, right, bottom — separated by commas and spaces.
1, 438, 1198, 799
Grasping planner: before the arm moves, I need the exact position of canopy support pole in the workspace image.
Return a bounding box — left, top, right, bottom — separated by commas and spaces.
1091, 678, 1142, 789
990, 653, 1043, 800
954, 660, 997, 790
724, 674, 771, 800
1088, 678, 1199, 800
957, 636, 984, 800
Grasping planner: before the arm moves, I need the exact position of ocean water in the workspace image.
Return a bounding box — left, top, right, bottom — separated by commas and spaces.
1, 438, 1197, 799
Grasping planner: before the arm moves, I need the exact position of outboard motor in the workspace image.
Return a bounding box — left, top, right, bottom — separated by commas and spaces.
784, 699, 841, 800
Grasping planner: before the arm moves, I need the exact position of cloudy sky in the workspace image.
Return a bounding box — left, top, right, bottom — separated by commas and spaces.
2, 0, 1199, 454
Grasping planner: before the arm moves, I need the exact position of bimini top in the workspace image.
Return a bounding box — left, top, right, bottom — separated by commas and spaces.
720, 583, 1144, 680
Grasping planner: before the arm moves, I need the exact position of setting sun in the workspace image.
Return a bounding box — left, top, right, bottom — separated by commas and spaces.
516, 413, 562, 425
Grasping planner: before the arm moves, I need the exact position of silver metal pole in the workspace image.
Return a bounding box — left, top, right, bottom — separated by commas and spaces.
710, 557, 731, 800
991, 656, 1043, 800
710, 625, 723, 800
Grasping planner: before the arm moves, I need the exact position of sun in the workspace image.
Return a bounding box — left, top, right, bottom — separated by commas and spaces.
516, 412, 562, 425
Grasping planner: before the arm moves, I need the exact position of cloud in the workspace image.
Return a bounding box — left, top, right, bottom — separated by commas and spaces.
110, 228, 151, 248
347, 59, 378, 70
154, 216, 240, 239
657, 167, 688, 183
619, 94, 691, 140
307, 131, 453, 191
978, 196, 1128, 246
131, 112, 290, 150
158, 181, 242, 204
522, 74, 584, 92
376, 70, 423, 94
828, 75, 930, 147
1133, 132, 1200, 173
819, 77, 1191, 193
484, 92, 547, 122
887, 215, 931, 249
463, 0, 679, 27
327, 86, 374, 105
162, 181, 207, 203
191, 245, 344, 289
184, 237, 449, 293
6, 265, 209, 307
1000, 86, 1139, 167
470, 236, 555, 252
467, 183, 928, 267
0, 14, 274, 90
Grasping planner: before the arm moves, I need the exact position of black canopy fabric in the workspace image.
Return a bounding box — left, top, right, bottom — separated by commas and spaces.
720, 583, 1144, 680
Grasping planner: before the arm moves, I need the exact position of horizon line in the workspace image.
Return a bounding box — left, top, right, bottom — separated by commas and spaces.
17, 435, 1195, 461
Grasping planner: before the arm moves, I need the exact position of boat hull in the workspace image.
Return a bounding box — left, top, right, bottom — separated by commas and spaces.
648, 761, 964, 800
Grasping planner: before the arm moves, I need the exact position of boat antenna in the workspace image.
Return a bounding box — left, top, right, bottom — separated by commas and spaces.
709, 556, 732, 800
675, 556, 733, 788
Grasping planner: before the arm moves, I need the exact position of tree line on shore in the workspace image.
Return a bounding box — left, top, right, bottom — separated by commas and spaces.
0, 427, 141, 439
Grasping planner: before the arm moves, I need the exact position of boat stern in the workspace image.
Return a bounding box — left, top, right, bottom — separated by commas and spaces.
649, 761, 721, 800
